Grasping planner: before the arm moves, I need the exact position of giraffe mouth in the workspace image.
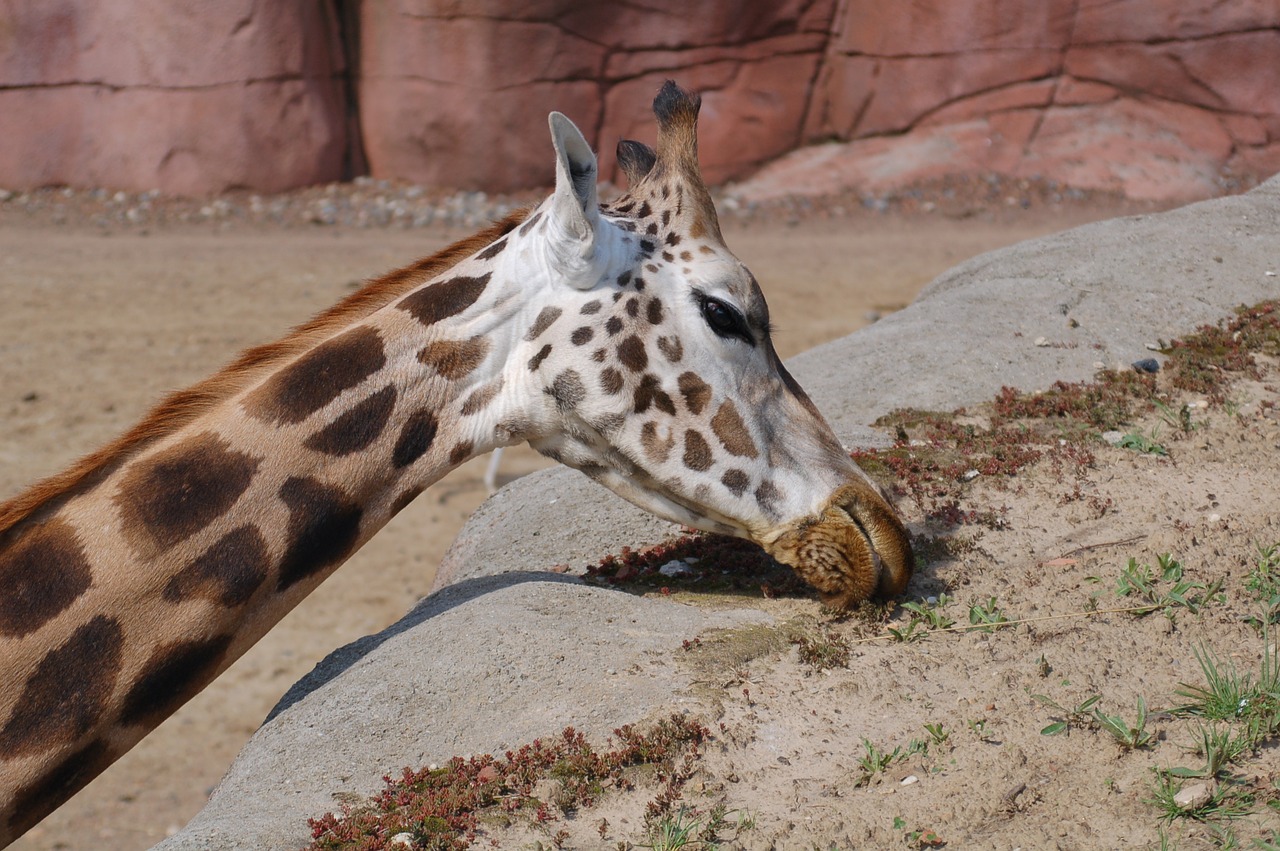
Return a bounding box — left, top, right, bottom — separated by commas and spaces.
763, 482, 913, 609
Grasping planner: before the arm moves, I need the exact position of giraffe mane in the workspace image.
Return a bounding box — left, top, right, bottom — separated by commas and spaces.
0, 208, 530, 539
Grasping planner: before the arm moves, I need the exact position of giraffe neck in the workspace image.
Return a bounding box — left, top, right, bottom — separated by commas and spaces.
0, 212, 551, 843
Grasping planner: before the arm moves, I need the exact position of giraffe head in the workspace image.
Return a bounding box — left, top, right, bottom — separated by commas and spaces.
486, 82, 912, 607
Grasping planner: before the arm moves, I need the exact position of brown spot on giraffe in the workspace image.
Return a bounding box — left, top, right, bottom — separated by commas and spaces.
625, 296, 640, 318
390, 487, 424, 517
0, 519, 92, 638
460, 377, 505, 416
528, 344, 552, 372
646, 297, 664, 325
570, 326, 594, 346
276, 477, 363, 590
393, 410, 440, 468
6, 739, 116, 839
118, 633, 234, 728
605, 316, 624, 337
0, 615, 123, 759
682, 430, 713, 472
640, 421, 674, 464
591, 412, 626, 435
580, 300, 602, 315
518, 210, 544, 235
617, 336, 648, 372
418, 336, 490, 380
721, 469, 750, 497
116, 433, 259, 554
476, 236, 508, 261
657, 336, 683, 363
711, 400, 759, 458
163, 525, 270, 607
524, 306, 563, 341
600, 367, 624, 395
677, 372, 711, 416
303, 384, 398, 457
448, 442, 474, 466
246, 325, 387, 425
633, 374, 676, 415
397, 274, 491, 328
548, 369, 587, 412
755, 480, 783, 520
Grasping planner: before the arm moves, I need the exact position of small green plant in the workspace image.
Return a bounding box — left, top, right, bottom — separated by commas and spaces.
641, 805, 701, 850
967, 718, 992, 742
638, 803, 751, 851
887, 619, 926, 643
1033, 692, 1101, 737
1093, 697, 1156, 750
856, 738, 903, 785
967, 597, 1008, 631
901, 594, 956, 630
1244, 543, 1280, 630
1174, 642, 1280, 733
1118, 427, 1169, 456
923, 723, 950, 747
1116, 554, 1218, 616
1154, 399, 1197, 434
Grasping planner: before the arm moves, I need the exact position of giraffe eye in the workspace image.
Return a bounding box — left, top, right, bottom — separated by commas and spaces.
699, 296, 752, 345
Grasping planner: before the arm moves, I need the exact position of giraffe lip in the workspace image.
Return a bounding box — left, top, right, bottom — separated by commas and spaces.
763, 483, 913, 608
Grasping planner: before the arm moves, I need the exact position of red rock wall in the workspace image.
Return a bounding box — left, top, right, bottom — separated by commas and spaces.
356, 0, 835, 191
796, 0, 1280, 199
0, 1, 348, 195
1, 1, 1277, 197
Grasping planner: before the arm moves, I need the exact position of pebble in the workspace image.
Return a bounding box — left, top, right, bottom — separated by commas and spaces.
962, 469, 980, 481
659, 559, 695, 578
1102, 431, 1124, 446
389, 832, 415, 847
900, 774, 919, 785
1131, 357, 1160, 373
1034, 336, 1050, 347
1173, 782, 1214, 811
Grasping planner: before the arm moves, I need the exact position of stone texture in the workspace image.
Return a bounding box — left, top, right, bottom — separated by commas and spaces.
157, 174, 1280, 850
1, 0, 1278, 197
0, 1, 348, 195
358, 0, 834, 191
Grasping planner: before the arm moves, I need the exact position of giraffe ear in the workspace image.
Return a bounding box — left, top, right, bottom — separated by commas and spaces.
548, 112, 600, 246
616, 140, 657, 187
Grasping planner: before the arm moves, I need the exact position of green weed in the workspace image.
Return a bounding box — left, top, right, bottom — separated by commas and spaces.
967, 597, 1008, 631
1093, 697, 1156, 750
1033, 692, 1101, 737
1116, 554, 1219, 617
1118, 428, 1169, 456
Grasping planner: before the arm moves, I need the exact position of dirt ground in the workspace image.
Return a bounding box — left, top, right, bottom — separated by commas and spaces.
0, 198, 1165, 849
473, 339, 1280, 851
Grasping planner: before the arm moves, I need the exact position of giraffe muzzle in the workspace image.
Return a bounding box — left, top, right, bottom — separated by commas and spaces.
763, 482, 914, 609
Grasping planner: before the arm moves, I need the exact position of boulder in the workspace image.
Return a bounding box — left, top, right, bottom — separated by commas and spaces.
156, 174, 1280, 850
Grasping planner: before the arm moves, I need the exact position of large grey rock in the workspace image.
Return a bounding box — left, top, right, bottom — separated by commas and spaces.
789, 175, 1280, 432
157, 177, 1279, 849
154, 577, 769, 850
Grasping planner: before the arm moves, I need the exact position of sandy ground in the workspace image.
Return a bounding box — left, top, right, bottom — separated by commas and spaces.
0, 202, 1141, 849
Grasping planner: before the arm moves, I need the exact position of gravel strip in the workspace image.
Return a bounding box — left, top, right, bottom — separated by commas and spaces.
0, 173, 1171, 233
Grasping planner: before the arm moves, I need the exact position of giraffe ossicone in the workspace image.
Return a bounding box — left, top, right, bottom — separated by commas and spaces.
0, 81, 911, 845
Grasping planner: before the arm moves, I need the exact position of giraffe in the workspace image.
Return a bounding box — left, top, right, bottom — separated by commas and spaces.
0, 82, 912, 844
